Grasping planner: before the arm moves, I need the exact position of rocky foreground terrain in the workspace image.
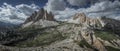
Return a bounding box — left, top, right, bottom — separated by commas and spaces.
0, 8, 120, 51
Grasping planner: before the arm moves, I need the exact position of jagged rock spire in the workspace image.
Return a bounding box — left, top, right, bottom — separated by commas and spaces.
73, 13, 87, 23
72, 13, 104, 29
24, 8, 55, 24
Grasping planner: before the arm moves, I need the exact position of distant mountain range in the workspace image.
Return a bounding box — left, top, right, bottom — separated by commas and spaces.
0, 21, 20, 32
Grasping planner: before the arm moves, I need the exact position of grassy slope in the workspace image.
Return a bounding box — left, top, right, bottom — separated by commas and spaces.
94, 30, 120, 40
14, 25, 67, 47
16, 31, 65, 47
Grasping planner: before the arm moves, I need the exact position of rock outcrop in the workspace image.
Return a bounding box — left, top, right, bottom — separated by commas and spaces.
24, 8, 55, 24
80, 27, 106, 51
72, 13, 105, 29
22, 8, 59, 28
72, 13, 120, 33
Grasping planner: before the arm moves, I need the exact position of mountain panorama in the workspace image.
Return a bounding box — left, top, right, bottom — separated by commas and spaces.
0, 0, 120, 51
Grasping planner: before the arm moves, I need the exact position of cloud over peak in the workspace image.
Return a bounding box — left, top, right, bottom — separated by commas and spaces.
0, 3, 39, 24
44, 0, 66, 12
44, 0, 120, 21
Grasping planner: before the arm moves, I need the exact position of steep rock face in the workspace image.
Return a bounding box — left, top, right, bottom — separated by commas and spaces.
24, 8, 55, 24
73, 13, 120, 33
72, 13, 120, 34
72, 13, 105, 29
80, 27, 106, 51
22, 8, 58, 28
69, 13, 120, 51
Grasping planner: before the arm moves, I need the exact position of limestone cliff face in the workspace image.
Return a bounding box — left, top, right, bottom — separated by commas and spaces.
80, 27, 106, 51
24, 8, 55, 24
69, 13, 120, 51
22, 8, 58, 28
72, 13, 105, 29
72, 13, 120, 33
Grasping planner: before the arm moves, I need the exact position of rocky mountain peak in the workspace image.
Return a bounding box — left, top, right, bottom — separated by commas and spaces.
22, 8, 58, 28
72, 13, 120, 34
72, 13, 104, 29
73, 13, 87, 23
73, 13, 86, 19
24, 8, 55, 24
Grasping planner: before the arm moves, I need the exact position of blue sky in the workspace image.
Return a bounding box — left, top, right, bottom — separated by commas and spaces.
0, 0, 48, 7
0, 0, 115, 8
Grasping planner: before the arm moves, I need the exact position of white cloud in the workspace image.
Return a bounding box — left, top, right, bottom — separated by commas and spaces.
66, 0, 115, 6
0, 3, 39, 24
16, 4, 39, 16
85, 0, 120, 12
66, 0, 88, 6
44, 0, 120, 21
85, 0, 120, 19
44, 0, 66, 12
